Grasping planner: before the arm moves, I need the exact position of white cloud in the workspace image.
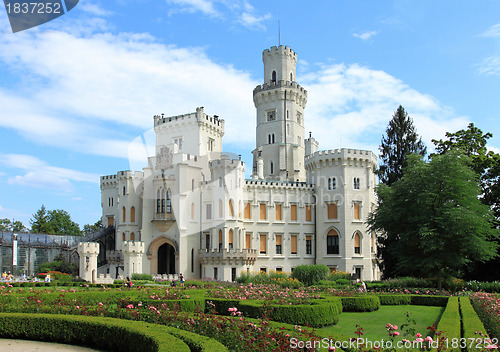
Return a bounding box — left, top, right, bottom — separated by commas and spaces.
0, 154, 99, 192
353, 31, 378, 41
480, 23, 500, 37
301, 63, 469, 153
166, 0, 221, 17
78, 2, 112, 16
476, 56, 500, 76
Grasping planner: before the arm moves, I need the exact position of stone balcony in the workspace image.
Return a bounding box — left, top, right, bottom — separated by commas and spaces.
198, 248, 257, 266
151, 212, 176, 232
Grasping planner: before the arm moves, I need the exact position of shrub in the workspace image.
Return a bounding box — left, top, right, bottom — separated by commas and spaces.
470, 292, 500, 340
410, 295, 448, 306
131, 273, 153, 281
460, 297, 491, 350
378, 295, 411, 305
435, 296, 460, 351
341, 296, 380, 312
291, 265, 329, 286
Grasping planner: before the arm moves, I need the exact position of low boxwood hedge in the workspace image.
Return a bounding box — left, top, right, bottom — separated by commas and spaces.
434, 296, 460, 352
410, 295, 448, 306
341, 295, 380, 312
459, 297, 490, 351
378, 294, 412, 305
0, 313, 227, 352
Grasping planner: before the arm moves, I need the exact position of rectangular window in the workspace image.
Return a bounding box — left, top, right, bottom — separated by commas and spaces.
205, 233, 210, 250
214, 267, 218, 280
327, 235, 339, 255
276, 267, 283, 272
206, 204, 212, 220
174, 137, 183, 151
260, 203, 267, 220
275, 203, 282, 221
290, 204, 297, 221
305, 205, 312, 221
291, 235, 298, 255
306, 235, 312, 255
276, 234, 282, 255
327, 203, 338, 219
208, 138, 214, 151
260, 267, 267, 273
231, 268, 236, 282
259, 234, 267, 254
244, 202, 251, 219
246, 233, 251, 249
354, 202, 361, 220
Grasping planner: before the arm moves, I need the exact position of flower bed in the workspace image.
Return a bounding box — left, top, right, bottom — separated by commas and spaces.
471, 292, 500, 340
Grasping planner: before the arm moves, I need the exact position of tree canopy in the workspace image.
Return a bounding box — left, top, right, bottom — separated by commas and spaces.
83, 219, 103, 236
0, 218, 28, 232
369, 151, 498, 289
30, 205, 83, 236
377, 105, 427, 186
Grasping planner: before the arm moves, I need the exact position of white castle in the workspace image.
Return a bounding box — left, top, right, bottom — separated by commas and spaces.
95, 45, 379, 282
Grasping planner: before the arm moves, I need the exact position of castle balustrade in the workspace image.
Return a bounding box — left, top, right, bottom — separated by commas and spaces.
198, 248, 257, 265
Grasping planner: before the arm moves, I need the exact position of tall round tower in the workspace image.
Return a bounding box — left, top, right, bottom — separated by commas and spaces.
252, 45, 308, 182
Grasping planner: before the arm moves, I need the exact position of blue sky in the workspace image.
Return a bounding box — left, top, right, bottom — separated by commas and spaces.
1, 0, 499, 229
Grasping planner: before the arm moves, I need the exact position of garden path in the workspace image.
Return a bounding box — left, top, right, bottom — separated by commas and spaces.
0, 339, 103, 351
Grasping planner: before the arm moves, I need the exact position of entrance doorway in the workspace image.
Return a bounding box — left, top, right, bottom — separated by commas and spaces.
158, 243, 175, 274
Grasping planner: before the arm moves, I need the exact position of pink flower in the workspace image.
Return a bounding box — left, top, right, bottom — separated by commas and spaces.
393, 331, 400, 336
98, 302, 103, 306
425, 336, 433, 343
76, 306, 80, 309
416, 333, 422, 338
416, 338, 424, 343
126, 304, 134, 309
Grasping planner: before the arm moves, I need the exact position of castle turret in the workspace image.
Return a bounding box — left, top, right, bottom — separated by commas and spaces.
252, 46, 308, 182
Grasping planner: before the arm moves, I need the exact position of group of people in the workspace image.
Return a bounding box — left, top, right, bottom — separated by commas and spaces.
1, 272, 13, 281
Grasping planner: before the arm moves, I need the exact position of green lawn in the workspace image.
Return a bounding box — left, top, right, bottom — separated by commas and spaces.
316, 305, 444, 342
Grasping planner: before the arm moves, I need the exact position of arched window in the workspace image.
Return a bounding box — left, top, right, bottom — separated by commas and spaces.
270, 161, 274, 174
130, 232, 135, 242
328, 178, 332, 190
228, 229, 234, 249
122, 232, 126, 241
272, 134, 275, 143
130, 206, 135, 222
161, 188, 166, 213
327, 229, 339, 255
290, 72, 293, 82
229, 199, 234, 217
123, 186, 126, 196
108, 197, 111, 207
271, 70, 276, 83
268, 134, 271, 144
166, 189, 171, 213
219, 199, 223, 217
156, 189, 161, 213
122, 206, 126, 222
354, 232, 361, 254
191, 202, 195, 220
218, 229, 223, 250
332, 178, 336, 189
354, 177, 360, 189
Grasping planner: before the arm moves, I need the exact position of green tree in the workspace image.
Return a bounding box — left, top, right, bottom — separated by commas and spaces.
30, 205, 51, 233
377, 105, 427, 278
433, 123, 500, 280
1, 218, 28, 232
369, 151, 498, 289
377, 105, 427, 186
46, 209, 83, 236
83, 219, 103, 236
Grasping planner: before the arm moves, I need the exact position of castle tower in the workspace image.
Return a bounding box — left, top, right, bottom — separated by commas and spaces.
252, 45, 308, 182
77, 242, 100, 283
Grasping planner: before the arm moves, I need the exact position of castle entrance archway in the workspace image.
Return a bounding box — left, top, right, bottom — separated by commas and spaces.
158, 243, 175, 275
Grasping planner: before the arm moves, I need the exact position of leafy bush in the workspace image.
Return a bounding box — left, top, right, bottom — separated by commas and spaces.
291, 265, 329, 286
378, 294, 411, 305
435, 296, 460, 351
236, 271, 303, 288
328, 270, 350, 281
341, 296, 380, 312
131, 273, 153, 281
460, 296, 491, 349
409, 295, 448, 306
470, 292, 500, 340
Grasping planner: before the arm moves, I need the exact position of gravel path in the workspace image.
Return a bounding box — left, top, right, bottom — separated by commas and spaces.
0, 339, 103, 351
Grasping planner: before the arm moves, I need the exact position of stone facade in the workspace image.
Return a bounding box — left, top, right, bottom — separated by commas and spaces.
98, 45, 380, 282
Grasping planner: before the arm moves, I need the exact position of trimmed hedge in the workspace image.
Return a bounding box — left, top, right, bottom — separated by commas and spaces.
341, 295, 380, 312
206, 297, 342, 327
0, 313, 227, 352
378, 295, 412, 305
434, 296, 460, 352
410, 295, 449, 307
459, 297, 490, 351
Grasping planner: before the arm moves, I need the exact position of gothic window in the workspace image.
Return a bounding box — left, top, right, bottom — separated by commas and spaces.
130, 206, 135, 223
218, 229, 223, 250
166, 189, 171, 213
297, 135, 301, 146
228, 229, 234, 249
219, 199, 223, 217
161, 188, 166, 213
174, 137, 183, 151
354, 232, 361, 254
275, 203, 282, 221
122, 232, 126, 241
122, 207, 126, 222
306, 235, 312, 255
354, 177, 360, 189
130, 232, 135, 242
244, 202, 251, 219
208, 138, 214, 151
229, 199, 234, 217
268, 134, 271, 144
327, 229, 340, 255
271, 71, 276, 83
156, 189, 161, 213
332, 178, 336, 189
305, 205, 312, 221
219, 177, 223, 188
246, 232, 251, 249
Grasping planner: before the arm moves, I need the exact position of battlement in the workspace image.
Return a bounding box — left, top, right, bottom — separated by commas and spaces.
209, 155, 245, 169
77, 242, 99, 254
263, 45, 297, 62
154, 106, 224, 132
253, 80, 308, 95
245, 179, 314, 190
304, 148, 377, 169
123, 240, 145, 254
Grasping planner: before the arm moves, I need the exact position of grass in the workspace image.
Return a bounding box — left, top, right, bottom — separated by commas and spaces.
316, 305, 444, 342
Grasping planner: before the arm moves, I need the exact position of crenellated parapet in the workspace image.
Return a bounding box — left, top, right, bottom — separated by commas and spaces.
263, 45, 297, 62
77, 242, 100, 283
304, 148, 377, 171
253, 80, 307, 108
154, 106, 224, 136
122, 240, 145, 278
